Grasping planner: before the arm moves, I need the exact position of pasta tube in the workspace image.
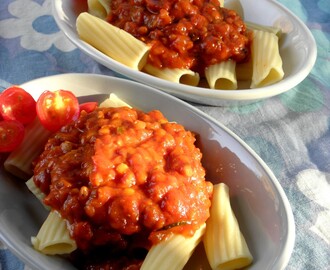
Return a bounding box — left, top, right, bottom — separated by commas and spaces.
203, 183, 253, 270
143, 64, 200, 86
236, 24, 281, 82
245, 21, 282, 37
25, 177, 50, 210
205, 60, 237, 90
250, 29, 284, 88
223, 0, 244, 18
99, 93, 132, 108
4, 117, 51, 180
31, 211, 77, 255
76, 12, 150, 70
141, 224, 206, 270
87, 0, 111, 19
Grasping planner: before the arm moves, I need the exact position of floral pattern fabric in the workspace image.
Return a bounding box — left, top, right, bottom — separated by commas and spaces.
0, 0, 330, 269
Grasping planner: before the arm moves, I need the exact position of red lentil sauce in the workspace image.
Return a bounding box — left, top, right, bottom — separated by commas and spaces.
106, 0, 251, 74
33, 106, 213, 269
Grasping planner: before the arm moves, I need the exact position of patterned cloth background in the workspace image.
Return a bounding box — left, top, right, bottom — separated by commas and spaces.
0, 0, 329, 269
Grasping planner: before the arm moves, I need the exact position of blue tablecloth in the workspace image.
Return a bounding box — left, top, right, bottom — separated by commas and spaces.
0, 0, 329, 269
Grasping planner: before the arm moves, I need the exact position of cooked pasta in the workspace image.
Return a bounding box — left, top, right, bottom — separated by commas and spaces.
143, 64, 200, 86
223, 0, 243, 18
87, 0, 110, 19
203, 183, 253, 270
246, 21, 282, 37
76, 12, 150, 70
26, 177, 48, 207
250, 29, 284, 88
141, 224, 206, 270
205, 60, 237, 90
236, 24, 282, 82
99, 93, 132, 108
4, 117, 51, 180
31, 211, 77, 255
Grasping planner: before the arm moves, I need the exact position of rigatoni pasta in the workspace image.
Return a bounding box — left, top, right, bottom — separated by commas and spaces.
76, 12, 150, 70
141, 224, 206, 270
87, 0, 110, 19
203, 183, 253, 270
31, 211, 77, 255
99, 93, 132, 108
223, 0, 243, 17
236, 22, 282, 82
250, 29, 284, 88
4, 117, 51, 180
143, 64, 200, 86
205, 60, 237, 90
245, 21, 282, 37
26, 177, 49, 209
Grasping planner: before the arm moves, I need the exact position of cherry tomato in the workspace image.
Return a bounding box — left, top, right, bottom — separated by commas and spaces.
0, 120, 25, 152
0, 86, 36, 125
36, 90, 80, 132
79, 102, 98, 113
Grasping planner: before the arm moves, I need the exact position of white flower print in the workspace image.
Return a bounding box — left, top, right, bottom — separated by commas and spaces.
0, 0, 76, 52
296, 169, 330, 244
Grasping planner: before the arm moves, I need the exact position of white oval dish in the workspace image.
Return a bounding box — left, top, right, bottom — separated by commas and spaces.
52, 0, 316, 106
0, 74, 295, 269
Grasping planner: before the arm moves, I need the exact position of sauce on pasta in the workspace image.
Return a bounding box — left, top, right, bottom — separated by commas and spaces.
33, 106, 213, 268
106, 0, 251, 73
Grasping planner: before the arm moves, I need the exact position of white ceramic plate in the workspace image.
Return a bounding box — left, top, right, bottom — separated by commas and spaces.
0, 74, 295, 269
52, 0, 316, 106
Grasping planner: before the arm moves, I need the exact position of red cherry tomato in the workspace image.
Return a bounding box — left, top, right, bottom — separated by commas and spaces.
79, 102, 98, 113
36, 90, 80, 132
0, 86, 36, 125
0, 120, 25, 152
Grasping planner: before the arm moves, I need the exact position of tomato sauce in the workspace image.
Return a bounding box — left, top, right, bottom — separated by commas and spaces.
33, 106, 213, 268
106, 0, 251, 74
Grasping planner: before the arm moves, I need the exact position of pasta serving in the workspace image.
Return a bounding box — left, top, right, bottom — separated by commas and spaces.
5, 93, 253, 269
75, 0, 284, 90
